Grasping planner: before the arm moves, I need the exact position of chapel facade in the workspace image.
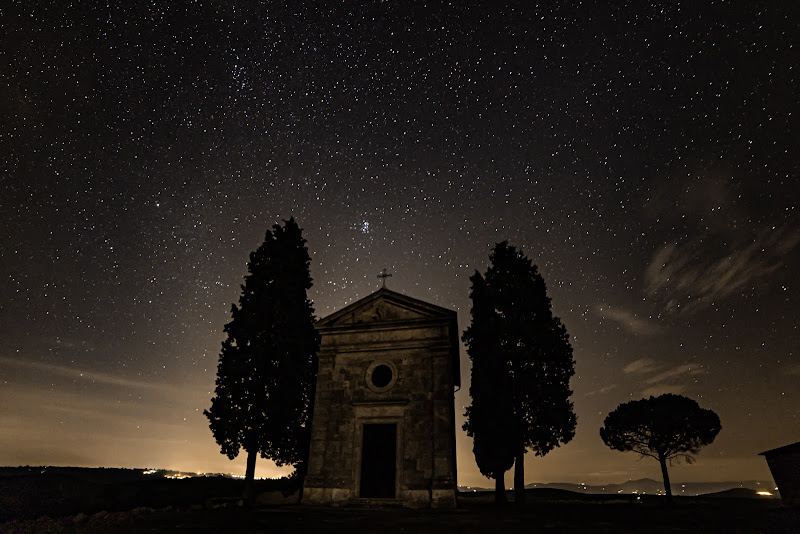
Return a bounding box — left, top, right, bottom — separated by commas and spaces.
303, 287, 460, 508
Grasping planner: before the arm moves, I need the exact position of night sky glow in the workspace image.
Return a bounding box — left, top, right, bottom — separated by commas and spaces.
1, 2, 798, 487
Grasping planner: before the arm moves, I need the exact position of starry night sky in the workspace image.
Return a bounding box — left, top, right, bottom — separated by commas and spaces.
2, 2, 798, 487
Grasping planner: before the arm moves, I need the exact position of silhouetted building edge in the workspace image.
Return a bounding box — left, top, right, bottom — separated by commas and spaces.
759, 441, 800, 506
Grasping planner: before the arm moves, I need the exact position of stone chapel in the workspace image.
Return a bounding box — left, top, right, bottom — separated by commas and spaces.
303, 287, 460, 508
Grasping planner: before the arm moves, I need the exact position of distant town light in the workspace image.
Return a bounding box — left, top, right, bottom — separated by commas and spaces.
757, 491, 773, 496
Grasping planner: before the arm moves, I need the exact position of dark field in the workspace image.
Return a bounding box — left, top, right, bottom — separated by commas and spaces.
1, 469, 797, 533
4, 497, 798, 534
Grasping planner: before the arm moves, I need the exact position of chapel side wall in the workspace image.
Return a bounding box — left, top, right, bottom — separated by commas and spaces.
305, 350, 358, 503
423, 338, 457, 506
766, 453, 800, 505
304, 351, 329, 486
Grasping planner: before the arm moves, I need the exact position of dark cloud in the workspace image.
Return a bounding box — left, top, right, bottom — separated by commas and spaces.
645, 224, 800, 313
596, 304, 658, 335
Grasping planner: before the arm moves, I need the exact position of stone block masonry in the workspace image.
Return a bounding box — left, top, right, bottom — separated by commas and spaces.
303, 288, 459, 508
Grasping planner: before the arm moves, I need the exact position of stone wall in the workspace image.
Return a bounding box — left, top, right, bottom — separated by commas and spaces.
303, 289, 458, 508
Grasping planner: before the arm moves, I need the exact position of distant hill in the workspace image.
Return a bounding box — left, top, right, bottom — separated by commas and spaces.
522, 478, 776, 497
702, 488, 774, 499
459, 478, 777, 498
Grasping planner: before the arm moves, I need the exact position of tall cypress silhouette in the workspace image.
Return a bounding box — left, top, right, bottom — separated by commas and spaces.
204, 217, 319, 506
463, 271, 516, 503
464, 242, 577, 505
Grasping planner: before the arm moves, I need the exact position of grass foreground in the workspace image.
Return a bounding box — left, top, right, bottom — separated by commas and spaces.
0, 469, 797, 533
3, 493, 798, 533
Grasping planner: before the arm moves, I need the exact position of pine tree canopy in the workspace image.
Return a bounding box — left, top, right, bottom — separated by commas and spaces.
600, 393, 722, 463
600, 393, 721, 503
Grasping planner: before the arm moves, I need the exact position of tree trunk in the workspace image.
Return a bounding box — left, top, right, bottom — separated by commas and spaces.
494, 474, 507, 504
659, 454, 673, 505
514, 447, 525, 506
243, 448, 258, 508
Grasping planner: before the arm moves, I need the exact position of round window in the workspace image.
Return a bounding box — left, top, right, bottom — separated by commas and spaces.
371, 365, 393, 388
365, 360, 398, 392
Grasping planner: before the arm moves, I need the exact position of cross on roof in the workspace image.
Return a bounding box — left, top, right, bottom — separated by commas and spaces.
377, 268, 392, 288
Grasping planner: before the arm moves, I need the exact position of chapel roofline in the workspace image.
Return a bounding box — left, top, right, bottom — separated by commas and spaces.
315, 287, 457, 327
314, 287, 461, 388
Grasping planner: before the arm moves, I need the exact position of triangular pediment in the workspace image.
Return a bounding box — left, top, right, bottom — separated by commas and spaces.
316, 288, 455, 328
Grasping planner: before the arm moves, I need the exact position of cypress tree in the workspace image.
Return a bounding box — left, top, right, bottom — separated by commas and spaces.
463, 271, 516, 503
464, 242, 577, 506
204, 217, 319, 505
